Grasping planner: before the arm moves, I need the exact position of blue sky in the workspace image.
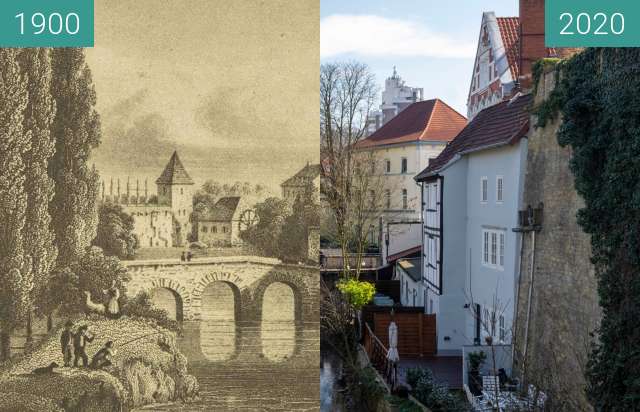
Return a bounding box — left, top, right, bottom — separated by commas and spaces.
321, 0, 518, 115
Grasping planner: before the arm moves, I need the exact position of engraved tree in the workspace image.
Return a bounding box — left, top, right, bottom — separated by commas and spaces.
49, 48, 102, 270
0, 48, 32, 360
17, 48, 58, 334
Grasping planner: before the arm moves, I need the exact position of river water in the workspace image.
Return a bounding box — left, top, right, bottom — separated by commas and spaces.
320, 349, 345, 412
139, 282, 320, 411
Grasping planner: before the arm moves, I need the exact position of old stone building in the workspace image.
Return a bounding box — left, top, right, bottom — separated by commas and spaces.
514, 68, 600, 411
101, 151, 195, 248
195, 196, 245, 247
281, 163, 320, 204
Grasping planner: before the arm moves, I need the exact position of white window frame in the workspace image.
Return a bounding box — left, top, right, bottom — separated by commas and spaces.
482, 228, 505, 270
481, 177, 488, 203
385, 189, 391, 210
496, 175, 504, 203
385, 159, 391, 174
401, 157, 408, 174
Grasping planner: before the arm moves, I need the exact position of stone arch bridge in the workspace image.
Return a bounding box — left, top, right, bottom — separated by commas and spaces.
123, 256, 319, 325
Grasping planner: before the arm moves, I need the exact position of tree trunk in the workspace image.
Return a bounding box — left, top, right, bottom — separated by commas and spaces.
26, 311, 33, 343
47, 313, 53, 332
0, 331, 11, 361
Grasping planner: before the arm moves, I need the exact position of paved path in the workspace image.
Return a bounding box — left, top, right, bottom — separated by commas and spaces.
397, 356, 463, 389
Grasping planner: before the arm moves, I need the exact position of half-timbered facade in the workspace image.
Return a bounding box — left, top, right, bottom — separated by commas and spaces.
416, 93, 531, 355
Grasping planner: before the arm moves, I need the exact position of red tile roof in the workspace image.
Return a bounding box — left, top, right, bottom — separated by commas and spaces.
416, 93, 532, 181
355, 99, 467, 149
497, 17, 520, 80
496, 17, 558, 81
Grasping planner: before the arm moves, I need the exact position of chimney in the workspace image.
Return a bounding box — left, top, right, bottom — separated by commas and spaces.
518, 0, 546, 87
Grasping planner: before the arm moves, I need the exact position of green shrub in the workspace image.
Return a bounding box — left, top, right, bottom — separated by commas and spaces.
121, 291, 181, 332
348, 366, 386, 411
336, 279, 375, 310
409, 367, 468, 412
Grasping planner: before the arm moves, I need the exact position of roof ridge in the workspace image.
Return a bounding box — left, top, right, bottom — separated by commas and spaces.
420, 99, 439, 139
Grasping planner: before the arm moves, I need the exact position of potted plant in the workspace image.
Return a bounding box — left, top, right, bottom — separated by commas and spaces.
467, 351, 486, 396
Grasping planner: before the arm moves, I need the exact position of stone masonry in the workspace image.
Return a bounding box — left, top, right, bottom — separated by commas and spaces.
514, 69, 601, 411
123, 257, 319, 325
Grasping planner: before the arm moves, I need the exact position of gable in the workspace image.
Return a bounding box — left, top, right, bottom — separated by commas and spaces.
467, 13, 518, 119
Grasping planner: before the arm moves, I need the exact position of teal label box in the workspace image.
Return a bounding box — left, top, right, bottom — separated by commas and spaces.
0, 0, 94, 47
546, 0, 639, 47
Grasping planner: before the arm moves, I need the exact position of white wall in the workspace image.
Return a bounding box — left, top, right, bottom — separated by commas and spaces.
423, 140, 527, 355
465, 141, 526, 345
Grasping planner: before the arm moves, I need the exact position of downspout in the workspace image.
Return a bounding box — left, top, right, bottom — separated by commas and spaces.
511, 228, 525, 371
521, 229, 537, 380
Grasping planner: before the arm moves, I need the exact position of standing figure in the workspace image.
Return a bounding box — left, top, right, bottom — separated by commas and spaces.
90, 341, 116, 369
186, 251, 193, 262
103, 280, 121, 319
60, 320, 75, 367
181, 251, 186, 262
73, 325, 94, 367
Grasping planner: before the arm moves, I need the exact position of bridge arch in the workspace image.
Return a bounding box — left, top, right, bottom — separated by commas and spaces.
191, 273, 243, 322
149, 278, 192, 320
251, 271, 309, 325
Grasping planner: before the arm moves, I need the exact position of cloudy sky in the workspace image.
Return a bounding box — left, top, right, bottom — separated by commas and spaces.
321, 0, 518, 115
87, 0, 318, 194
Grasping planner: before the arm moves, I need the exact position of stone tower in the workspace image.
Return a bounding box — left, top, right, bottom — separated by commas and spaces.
156, 151, 195, 245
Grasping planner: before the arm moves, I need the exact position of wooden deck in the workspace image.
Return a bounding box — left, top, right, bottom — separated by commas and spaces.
398, 356, 463, 389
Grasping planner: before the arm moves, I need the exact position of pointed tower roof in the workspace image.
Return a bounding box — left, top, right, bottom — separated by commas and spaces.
156, 151, 195, 185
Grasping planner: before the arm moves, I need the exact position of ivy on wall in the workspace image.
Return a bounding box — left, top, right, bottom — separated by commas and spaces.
533, 48, 640, 411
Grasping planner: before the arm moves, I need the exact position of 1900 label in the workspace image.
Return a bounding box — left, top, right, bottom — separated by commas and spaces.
0, 0, 93, 47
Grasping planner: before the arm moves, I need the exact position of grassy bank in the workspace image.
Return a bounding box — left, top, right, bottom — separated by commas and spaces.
0, 316, 198, 412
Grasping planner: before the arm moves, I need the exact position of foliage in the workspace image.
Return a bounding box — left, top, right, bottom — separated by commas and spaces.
279, 181, 320, 262
191, 180, 266, 221
387, 395, 423, 412
44, 246, 130, 316
0, 48, 32, 350
347, 366, 386, 412
321, 62, 386, 278
240, 197, 290, 257
533, 48, 640, 410
3, 317, 198, 409
467, 351, 487, 372
407, 367, 468, 412
49, 48, 101, 269
120, 291, 181, 332
18, 49, 58, 318
92, 201, 138, 259
336, 279, 375, 310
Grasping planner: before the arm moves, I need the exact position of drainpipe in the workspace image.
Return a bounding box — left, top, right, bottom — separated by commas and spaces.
521, 229, 537, 381
511, 228, 525, 370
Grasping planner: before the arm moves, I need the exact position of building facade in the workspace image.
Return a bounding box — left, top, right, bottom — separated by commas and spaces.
281, 163, 320, 204
195, 196, 244, 246
366, 67, 424, 136
416, 93, 531, 355
355, 99, 467, 255
101, 151, 195, 248
466, 0, 569, 120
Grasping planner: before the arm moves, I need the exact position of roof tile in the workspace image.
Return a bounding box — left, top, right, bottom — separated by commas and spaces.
416, 93, 532, 180
355, 99, 466, 149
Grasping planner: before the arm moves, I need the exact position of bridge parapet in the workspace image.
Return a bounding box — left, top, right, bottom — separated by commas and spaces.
123, 256, 319, 323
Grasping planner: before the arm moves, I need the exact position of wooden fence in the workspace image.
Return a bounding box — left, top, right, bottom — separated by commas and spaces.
371, 311, 437, 357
